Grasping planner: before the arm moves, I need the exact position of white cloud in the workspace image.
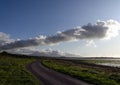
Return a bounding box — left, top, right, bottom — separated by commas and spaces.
0, 32, 14, 46
7, 47, 79, 57
100, 20, 120, 40
86, 40, 97, 47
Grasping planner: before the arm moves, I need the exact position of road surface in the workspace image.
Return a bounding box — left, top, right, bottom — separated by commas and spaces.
26, 61, 93, 85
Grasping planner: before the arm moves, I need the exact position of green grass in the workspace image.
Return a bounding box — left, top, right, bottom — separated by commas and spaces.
0, 53, 39, 85
42, 59, 120, 85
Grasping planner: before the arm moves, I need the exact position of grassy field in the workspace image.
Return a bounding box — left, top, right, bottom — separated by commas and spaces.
0, 52, 39, 85
42, 59, 120, 85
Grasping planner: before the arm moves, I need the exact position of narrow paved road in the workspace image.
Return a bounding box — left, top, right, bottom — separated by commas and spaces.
26, 61, 93, 85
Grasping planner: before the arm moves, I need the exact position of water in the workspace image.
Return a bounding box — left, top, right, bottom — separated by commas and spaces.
95, 59, 120, 67
97, 63, 120, 67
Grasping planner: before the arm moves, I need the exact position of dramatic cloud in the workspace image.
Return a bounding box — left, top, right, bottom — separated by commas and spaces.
0, 35, 46, 51
0, 20, 120, 51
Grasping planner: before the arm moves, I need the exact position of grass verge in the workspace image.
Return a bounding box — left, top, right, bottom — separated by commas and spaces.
0, 53, 39, 85
42, 59, 120, 85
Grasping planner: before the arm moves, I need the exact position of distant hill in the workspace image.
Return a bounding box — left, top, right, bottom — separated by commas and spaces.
0, 51, 10, 55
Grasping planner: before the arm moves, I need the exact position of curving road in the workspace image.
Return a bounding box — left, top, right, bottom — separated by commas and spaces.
26, 61, 93, 85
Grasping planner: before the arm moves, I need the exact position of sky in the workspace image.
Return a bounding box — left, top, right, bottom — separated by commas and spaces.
1, 0, 120, 57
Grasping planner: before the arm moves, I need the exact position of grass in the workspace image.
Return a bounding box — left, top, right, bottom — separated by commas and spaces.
0, 52, 39, 85
42, 59, 120, 85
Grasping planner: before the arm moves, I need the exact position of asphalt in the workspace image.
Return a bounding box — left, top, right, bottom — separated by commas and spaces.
26, 61, 93, 85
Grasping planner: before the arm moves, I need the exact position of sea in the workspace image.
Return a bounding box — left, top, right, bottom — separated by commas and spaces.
95, 59, 120, 67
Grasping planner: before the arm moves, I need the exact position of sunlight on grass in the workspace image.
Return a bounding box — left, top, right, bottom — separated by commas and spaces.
42, 59, 120, 85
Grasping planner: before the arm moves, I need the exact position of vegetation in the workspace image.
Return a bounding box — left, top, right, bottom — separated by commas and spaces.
42, 59, 120, 85
0, 52, 39, 85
